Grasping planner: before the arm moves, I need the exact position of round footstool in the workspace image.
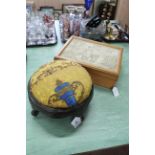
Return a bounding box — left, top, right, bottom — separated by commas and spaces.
28, 60, 93, 127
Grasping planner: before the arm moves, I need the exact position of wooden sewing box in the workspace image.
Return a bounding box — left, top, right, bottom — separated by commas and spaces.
54, 36, 123, 89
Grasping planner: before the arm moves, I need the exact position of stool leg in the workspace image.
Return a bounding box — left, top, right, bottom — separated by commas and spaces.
31, 109, 39, 117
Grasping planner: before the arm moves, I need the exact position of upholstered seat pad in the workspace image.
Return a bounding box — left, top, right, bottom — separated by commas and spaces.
29, 60, 92, 108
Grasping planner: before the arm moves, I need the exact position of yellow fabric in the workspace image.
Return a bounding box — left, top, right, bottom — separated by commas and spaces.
29, 60, 92, 108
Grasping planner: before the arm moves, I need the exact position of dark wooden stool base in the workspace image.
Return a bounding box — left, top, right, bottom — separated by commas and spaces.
28, 81, 94, 127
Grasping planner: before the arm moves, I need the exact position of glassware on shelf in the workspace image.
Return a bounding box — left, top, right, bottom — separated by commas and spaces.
59, 6, 86, 42
26, 11, 56, 46
59, 14, 70, 42
80, 18, 106, 41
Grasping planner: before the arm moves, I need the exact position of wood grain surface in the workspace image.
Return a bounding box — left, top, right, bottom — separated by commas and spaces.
55, 36, 123, 88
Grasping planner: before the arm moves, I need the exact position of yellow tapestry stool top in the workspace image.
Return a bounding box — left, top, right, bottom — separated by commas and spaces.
29, 60, 92, 109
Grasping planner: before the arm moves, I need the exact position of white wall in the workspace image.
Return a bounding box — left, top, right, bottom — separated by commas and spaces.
115, 0, 129, 27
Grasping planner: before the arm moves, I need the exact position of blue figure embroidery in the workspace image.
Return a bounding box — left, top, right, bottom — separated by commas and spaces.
55, 80, 77, 106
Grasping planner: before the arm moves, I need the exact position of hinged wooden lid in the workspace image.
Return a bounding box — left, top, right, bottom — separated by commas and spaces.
55, 36, 123, 79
